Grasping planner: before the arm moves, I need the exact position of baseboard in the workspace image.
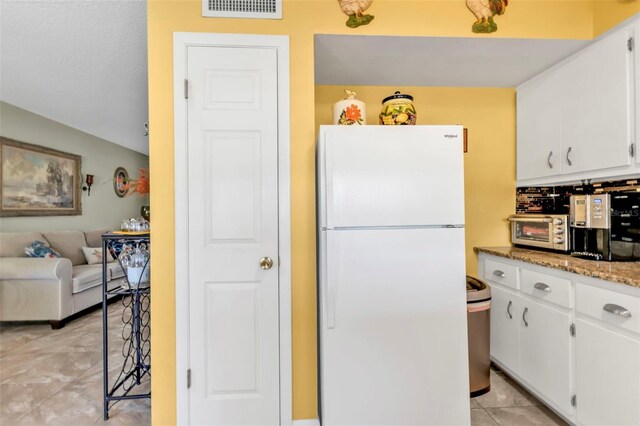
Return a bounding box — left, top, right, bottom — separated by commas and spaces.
292, 419, 320, 426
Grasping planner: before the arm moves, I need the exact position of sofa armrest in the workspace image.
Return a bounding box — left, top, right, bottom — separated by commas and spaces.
0, 257, 73, 281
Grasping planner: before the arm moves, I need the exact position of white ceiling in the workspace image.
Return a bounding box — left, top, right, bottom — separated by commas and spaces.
315, 34, 591, 87
1, 0, 149, 154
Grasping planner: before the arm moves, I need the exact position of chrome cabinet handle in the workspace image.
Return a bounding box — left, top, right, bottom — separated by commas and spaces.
523, 307, 529, 327
259, 257, 273, 270
534, 282, 552, 292
493, 270, 506, 278
566, 147, 573, 166
507, 300, 513, 319
547, 151, 553, 169
603, 303, 632, 318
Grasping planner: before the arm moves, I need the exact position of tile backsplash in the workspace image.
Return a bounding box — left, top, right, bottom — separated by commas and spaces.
516, 178, 640, 214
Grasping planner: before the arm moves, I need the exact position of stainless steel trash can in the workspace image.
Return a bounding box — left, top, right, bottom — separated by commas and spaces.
467, 276, 491, 397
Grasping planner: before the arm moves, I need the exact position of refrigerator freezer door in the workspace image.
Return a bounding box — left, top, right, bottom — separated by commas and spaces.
318, 125, 465, 229
318, 227, 470, 425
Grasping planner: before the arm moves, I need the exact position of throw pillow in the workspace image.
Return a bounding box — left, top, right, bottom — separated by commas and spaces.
24, 241, 61, 258
82, 247, 115, 265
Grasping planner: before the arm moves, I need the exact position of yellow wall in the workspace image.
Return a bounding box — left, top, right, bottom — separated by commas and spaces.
147, 1, 626, 424
593, 1, 640, 36
315, 86, 516, 278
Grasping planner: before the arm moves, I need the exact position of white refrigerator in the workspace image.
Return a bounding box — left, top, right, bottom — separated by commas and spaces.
317, 125, 471, 426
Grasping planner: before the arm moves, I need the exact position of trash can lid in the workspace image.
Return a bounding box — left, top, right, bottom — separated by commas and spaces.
466, 275, 491, 302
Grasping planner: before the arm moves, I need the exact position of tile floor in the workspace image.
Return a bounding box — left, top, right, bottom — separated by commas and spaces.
471, 368, 568, 426
0, 300, 150, 426
2, 302, 566, 426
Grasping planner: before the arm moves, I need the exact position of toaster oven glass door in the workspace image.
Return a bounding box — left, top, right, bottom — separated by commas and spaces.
514, 221, 552, 243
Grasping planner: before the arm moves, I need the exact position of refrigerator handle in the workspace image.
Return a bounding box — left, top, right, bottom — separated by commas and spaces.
324, 132, 335, 230
326, 232, 338, 329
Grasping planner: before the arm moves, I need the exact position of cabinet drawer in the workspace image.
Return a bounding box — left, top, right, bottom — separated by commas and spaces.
484, 258, 518, 289
576, 284, 640, 335
521, 269, 572, 309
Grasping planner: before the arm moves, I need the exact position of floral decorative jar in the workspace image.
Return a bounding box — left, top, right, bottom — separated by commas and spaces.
333, 90, 366, 125
379, 91, 417, 125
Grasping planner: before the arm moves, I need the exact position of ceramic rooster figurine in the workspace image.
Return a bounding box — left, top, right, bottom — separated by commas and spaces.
338, 0, 374, 28
466, 0, 508, 33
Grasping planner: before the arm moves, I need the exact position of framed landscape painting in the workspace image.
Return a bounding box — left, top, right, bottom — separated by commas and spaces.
1, 137, 82, 216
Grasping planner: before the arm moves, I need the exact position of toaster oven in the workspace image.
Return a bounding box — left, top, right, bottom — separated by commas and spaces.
508, 214, 570, 252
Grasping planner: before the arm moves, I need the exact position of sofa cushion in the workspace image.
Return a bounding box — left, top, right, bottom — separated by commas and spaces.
81, 247, 114, 265
71, 265, 103, 293
42, 231, 88, 266
84, 229, 110, 248
0, 232, 47, 258
25, 241, 61, 258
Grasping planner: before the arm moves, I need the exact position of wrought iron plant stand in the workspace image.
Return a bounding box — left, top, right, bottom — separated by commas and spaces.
101, 232, 151, 420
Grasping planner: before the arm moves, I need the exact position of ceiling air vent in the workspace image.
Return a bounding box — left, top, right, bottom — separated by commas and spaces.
203, 0, 282, 19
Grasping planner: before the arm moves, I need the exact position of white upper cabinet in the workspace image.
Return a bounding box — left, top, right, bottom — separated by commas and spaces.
636, 22, 640, 166
517, 70, 564, 180
517, 19, 638, 185
562, 27, 634, 174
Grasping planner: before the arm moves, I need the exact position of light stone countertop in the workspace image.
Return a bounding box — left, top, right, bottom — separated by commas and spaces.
474, 246, 640, 288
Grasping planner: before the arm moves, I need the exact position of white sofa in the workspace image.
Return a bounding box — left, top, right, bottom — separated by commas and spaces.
0, 229, 122, 328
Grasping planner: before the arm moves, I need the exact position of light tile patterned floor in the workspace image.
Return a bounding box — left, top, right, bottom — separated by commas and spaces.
0, 301, 150, 426
471, 369, 568, 426
2, 303, 566, 426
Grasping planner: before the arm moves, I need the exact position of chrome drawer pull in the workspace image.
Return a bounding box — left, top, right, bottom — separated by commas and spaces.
603, 303, 632, 318
507, 300, 513, 319
523, 307, 529, 327
534, 282, 552, 292
493, 270, 506, 278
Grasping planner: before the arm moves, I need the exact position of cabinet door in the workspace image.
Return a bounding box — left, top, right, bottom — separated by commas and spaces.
517, 71, 564, 180
562, 27, 634, 174
633, 20, 640, 165
575, 319, 640, 426
490, 285, 520, 373
519, 299, 573, 416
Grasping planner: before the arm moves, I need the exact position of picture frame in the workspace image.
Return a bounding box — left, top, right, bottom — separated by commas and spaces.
113, 167, 129, 198
0, 137, 82, 217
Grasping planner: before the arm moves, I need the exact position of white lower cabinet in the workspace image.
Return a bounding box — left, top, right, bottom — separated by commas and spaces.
490, 285, 521, 373
479, 253, 640, 425
574, 280, 640, 426
519, 299, 573, 415
575, 319, 640, 426
484, 260, 574, 419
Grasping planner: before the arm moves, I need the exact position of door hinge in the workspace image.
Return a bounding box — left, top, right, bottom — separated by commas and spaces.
628, 37, 634, 52
184, 79, 189, 99
187, 369, 191, 389
630, 143, 635, 158
570, 323, 576, 337
571, 394, 577, 407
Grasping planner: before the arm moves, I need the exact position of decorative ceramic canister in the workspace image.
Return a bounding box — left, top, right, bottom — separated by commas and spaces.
379, 91, 417, 125
333, 90, 366, 125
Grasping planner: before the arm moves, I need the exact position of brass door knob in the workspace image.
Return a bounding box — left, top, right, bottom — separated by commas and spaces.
260, 257, 274, 270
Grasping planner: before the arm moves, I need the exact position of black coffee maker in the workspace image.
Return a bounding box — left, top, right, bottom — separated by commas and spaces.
569, 193, 640, 261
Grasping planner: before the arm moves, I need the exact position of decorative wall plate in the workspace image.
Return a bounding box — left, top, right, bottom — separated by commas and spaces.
113, 167, 129, 198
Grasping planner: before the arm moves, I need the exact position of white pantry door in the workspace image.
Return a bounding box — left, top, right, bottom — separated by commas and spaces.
186, 45, 280, 425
